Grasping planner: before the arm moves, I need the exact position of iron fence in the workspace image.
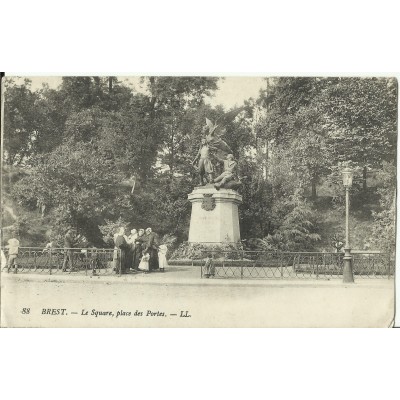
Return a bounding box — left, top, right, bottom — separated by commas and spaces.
1, 247, 120, 276
196, 250, 394, 280
352, 253, 393, 278
1, 247, 394, 280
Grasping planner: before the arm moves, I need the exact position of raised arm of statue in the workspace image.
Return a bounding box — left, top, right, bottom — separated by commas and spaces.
205, 118, 217, 136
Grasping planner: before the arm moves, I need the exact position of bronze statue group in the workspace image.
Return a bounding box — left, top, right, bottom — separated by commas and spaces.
192, 118, 243, 190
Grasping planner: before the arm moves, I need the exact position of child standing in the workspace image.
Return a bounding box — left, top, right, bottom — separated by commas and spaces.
204, 253, 215, 278
138, 252, 150, 273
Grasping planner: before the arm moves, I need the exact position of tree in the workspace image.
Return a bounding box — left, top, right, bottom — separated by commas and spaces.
257, 77, 333, 197
11, 140, 127, 245
3, 79, 41, 165
270, 189, 321, 251
257, 77, 397, 197
143, 77, 220, 177
369, 162, 396, 252
322, 77, 397, 190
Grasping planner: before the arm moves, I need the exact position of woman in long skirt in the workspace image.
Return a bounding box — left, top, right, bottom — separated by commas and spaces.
133, 229, 145, 270
158, 244, 168, 272
126, 229, 137, 270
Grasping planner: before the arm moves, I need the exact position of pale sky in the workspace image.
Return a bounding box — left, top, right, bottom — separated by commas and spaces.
207, 77, 267, 108
13, 76, 267, 109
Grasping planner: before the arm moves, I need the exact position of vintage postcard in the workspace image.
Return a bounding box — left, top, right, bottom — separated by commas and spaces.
0, 75, 396, 327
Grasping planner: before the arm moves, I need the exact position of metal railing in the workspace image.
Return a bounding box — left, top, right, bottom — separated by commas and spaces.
352, 252, 393, 278
1, 247, 394, 280
1, 247, 121, 276
195, 250, 394, 280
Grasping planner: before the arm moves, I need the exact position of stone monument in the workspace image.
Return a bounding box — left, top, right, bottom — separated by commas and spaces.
188, 185, 242, 243
188, 119, 243, 245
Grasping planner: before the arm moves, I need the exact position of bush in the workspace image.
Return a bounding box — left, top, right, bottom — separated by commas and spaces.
98, 217, 130, 246
170, 242, 243, 260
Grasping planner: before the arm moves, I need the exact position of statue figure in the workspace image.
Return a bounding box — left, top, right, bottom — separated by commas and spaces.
214, 154, 238, 190
192, 118, 234, 186
203, 118, 233, 163
192, 137, 214, 186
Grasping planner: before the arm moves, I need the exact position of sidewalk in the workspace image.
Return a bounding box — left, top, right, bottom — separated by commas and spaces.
1, 264, 394, 289
1, 265, 395, 327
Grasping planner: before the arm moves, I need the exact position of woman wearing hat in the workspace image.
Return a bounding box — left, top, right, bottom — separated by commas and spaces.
133, 229, 145, 270
126, 229, 138, 271
143, 227, 159, 271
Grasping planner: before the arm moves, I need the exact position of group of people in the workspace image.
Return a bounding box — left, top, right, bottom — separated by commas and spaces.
1, 227, 169, 275
113, 227, 168, 274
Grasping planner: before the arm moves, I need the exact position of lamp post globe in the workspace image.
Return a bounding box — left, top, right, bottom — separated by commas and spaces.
342, 167, 353, 187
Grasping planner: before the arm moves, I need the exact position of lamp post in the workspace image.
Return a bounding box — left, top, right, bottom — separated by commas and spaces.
342, 167, 354, 283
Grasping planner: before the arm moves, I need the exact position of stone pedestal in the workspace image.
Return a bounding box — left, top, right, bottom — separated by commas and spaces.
188, 186, 242, 244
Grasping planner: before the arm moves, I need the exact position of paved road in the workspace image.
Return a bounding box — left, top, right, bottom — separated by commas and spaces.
1, 270, 394, 327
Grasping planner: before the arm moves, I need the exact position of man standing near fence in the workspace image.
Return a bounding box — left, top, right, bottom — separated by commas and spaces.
204, 253, 215, 278
62, 229, 76, 272
114, 227, 130, 274
6, 234, 20, 273
143, 228, 159, 271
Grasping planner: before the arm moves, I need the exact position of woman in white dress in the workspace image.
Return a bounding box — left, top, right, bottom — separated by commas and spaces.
158, 244, 168, 272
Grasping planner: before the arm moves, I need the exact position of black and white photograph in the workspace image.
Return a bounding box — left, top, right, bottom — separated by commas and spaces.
0, 75, 396, 327
2, 3, 400, 400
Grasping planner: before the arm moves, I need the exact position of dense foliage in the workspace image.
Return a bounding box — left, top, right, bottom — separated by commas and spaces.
2, 76, 397, 252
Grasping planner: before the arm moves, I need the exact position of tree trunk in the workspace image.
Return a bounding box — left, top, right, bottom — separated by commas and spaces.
311, 177, 317, 199
108, 77, 113, 93
259, 219, 264, 236
169, 130, 174, 177
264, 140, 269, 180
148, 77, 157, 119
363, 166, 367, 191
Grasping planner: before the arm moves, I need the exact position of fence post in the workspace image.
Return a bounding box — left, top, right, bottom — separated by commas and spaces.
119, 250, 122, 277
241, 264, 243, 279
280, 254, 283, 279
317, 254, 325, 279
49, 250, 53, 274
311, 255, 315, 276
341, 252, 344, 276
